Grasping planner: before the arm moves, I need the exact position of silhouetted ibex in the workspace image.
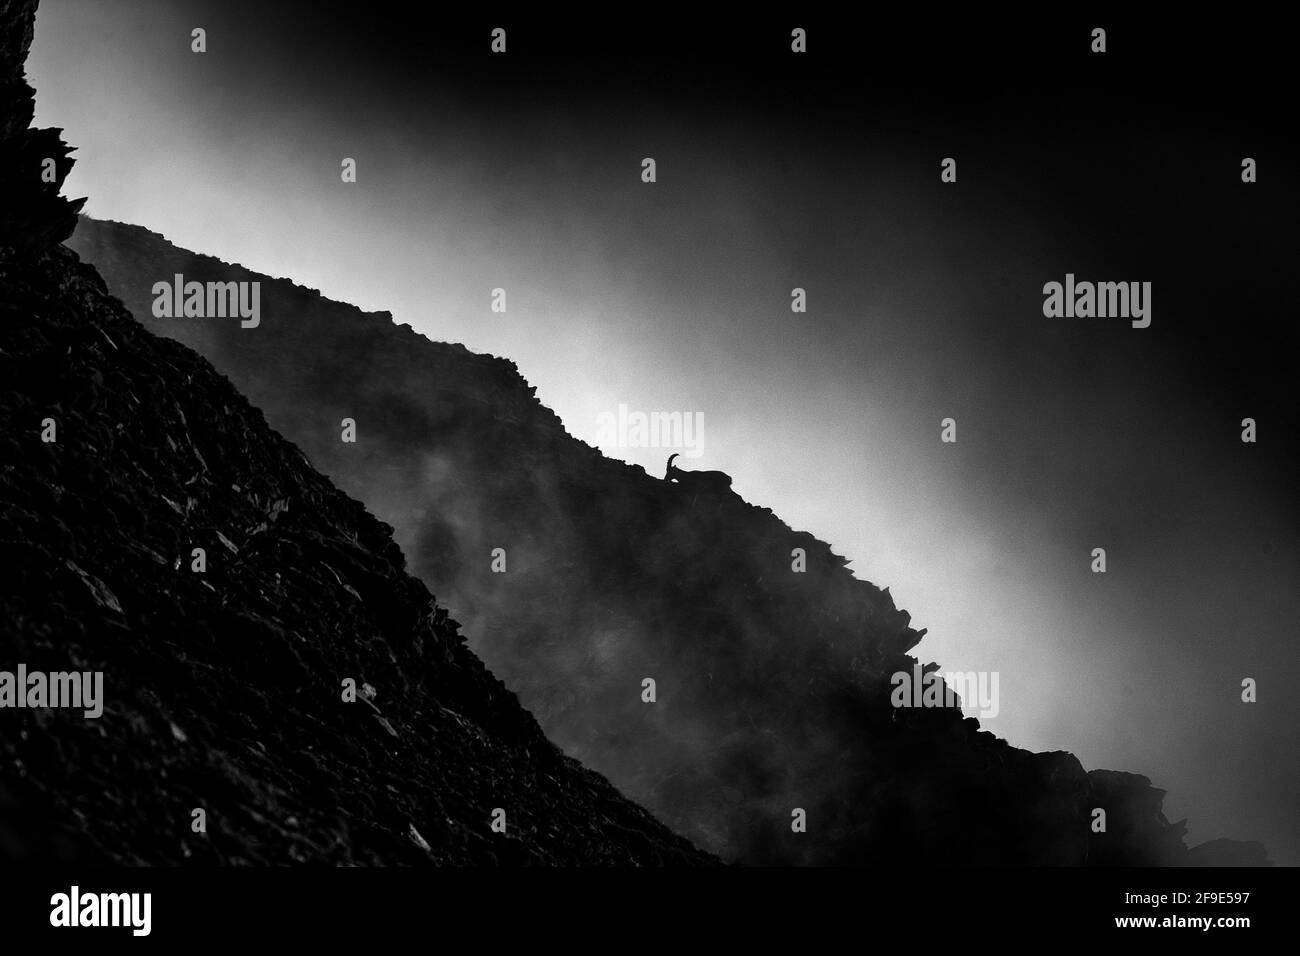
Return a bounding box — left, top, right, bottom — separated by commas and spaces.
664, 454, 733, 494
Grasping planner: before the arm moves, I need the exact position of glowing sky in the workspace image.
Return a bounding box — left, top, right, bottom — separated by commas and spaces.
29, 1, 1298, 862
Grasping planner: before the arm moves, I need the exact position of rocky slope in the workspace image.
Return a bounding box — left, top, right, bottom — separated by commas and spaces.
69, 208, 1273, 866
0, 0, 712, 866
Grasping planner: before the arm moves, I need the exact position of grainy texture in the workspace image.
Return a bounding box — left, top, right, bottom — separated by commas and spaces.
69, 222, 1272, 868
0, 0, 714, 866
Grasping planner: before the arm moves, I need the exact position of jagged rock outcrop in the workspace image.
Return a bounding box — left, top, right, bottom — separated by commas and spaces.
69, 209, 1272, 866
0, 0, 81, 250
0, 0, 714, 866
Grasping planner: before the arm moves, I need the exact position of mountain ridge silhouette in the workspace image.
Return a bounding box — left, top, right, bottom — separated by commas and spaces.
68, 213, 1271, 866
1, 0, 714, 866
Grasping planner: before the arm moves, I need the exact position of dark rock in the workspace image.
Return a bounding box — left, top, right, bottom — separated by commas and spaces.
68, 218, 1273, 866
0, 0, 713, 867
40, 3, 1269, 866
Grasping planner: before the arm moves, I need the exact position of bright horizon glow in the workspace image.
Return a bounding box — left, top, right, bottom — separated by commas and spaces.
29, 0, 1298, 864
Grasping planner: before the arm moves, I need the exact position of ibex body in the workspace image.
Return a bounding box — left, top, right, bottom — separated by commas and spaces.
664, 454, 733, 494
